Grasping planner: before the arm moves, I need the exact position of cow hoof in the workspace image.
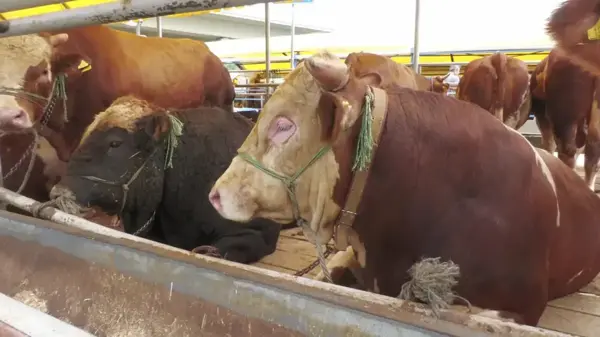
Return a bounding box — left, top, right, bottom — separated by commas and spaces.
192, 245, 222, 258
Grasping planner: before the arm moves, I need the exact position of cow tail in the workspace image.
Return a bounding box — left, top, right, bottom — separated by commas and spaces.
491, 53, 507, 121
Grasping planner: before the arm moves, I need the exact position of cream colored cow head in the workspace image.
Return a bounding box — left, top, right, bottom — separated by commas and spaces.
209, 51, 375, 243
0, 33, 68, 130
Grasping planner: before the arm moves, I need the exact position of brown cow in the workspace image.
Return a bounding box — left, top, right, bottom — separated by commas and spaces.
457, 53, 531, 129
529, 50, 600, 191
18, 25, 235, 163
530, 56, 552, 151
0, 34, 64, 207
547, 0, 600, 76
344, 52, 449, 93
208, 51, 600, 326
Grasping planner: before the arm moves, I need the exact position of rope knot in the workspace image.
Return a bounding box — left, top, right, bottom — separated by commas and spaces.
398, 257, 471, 317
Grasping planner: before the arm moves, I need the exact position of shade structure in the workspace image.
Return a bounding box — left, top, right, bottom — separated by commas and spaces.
0, 0, 280, 37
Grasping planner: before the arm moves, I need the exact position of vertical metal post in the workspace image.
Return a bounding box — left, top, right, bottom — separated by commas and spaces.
265, 2, 271, 94
290, 3, 296, 69
156, 16, 163, 37
135, 19, 142, 36
412, 0, 421, 73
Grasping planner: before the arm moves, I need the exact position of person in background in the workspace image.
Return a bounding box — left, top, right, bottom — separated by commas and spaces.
439, 65, 461, 96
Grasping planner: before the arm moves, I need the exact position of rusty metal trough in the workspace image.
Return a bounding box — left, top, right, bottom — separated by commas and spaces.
0, 187, 574, 337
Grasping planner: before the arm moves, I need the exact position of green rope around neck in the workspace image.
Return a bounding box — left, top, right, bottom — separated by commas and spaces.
352, 87, 375, 172
52, 73, 69, 122
164, 114, 184, 169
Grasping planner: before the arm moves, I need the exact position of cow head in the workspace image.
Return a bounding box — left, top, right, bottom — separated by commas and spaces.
210, 51, 374, 243
431, 76, 450, 94
0, 34, 52, 131
547, 0, 600, 76
50, 96, 170, 220
20, 32, 91, 131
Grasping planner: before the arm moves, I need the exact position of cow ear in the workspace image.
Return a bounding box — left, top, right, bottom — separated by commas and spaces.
143, 113, 171, 142
317, 91, 359, 142
51, 53, 92, 79
360, 72, 382, 87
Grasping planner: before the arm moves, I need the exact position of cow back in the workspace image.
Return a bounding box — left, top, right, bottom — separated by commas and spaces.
537, 149, 600, 296
352, 87, 559, 312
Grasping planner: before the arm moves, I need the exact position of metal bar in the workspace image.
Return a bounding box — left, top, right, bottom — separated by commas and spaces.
0, 293, 94, 337
0, 0, 279, 37
156, 16, 163, 37
290, 3, 296, 69
0, 0, 64, 13
264, 2, 272, 94
411, 0, 421, 73
235, 83, 280, 88
0, 187, 111, 234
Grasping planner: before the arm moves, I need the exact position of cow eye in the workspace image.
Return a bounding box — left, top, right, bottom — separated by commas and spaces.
109, 140, 122, 148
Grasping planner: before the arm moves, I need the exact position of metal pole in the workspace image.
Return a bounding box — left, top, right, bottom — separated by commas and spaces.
135, 19, 142, 36
0, 0, 64, 13
0, 0, 279, 37
412, 0, 421, 73
156, 16, 163, 37
290, 3, 296, 69
265, 2, 271, 94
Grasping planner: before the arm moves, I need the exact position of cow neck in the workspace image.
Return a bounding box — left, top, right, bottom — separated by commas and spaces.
331, 87, 389, 233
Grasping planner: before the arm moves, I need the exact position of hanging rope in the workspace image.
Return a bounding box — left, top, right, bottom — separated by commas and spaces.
164, 114, 184, 169
352, 87, 375, 172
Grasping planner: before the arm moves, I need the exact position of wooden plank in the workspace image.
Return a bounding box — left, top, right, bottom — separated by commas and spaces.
548, 292, 600, 317
280, 227, 307, 240
276, 236, 318, 257
539, 305, 600, 337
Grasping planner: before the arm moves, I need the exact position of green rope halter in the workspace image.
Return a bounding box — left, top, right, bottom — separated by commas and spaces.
164, 114, 184, 169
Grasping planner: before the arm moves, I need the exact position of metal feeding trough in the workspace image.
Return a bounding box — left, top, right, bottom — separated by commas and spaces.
0, 187, 573, 337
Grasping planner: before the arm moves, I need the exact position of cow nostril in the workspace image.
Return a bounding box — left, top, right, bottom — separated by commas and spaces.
209, 189, 222, 211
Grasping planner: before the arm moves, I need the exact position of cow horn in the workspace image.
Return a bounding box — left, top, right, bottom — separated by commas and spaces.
38, 32, 69, 46
305, 56, 350, 92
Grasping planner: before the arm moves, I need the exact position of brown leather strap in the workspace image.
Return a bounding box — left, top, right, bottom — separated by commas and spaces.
337, 86, 388, 228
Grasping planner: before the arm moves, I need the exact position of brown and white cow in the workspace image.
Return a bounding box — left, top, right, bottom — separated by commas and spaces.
547, 0, 600, 76
208, 51, 600, 326
457, 53, 531, 129
529, 50, 600, 191
0, 34, 65, 204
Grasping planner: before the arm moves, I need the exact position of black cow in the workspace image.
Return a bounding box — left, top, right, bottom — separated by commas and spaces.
50, 96, 279, 263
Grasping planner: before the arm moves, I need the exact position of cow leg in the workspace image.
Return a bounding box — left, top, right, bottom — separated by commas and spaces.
535, 112, 556, 153
504, 111, 518, 129
493, 107, 504, 122
584, 97, 600, 191
514, 91, 532, 130
314, 247, 364, 287
204, 219, 280, 264
556, 124, 579, 169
